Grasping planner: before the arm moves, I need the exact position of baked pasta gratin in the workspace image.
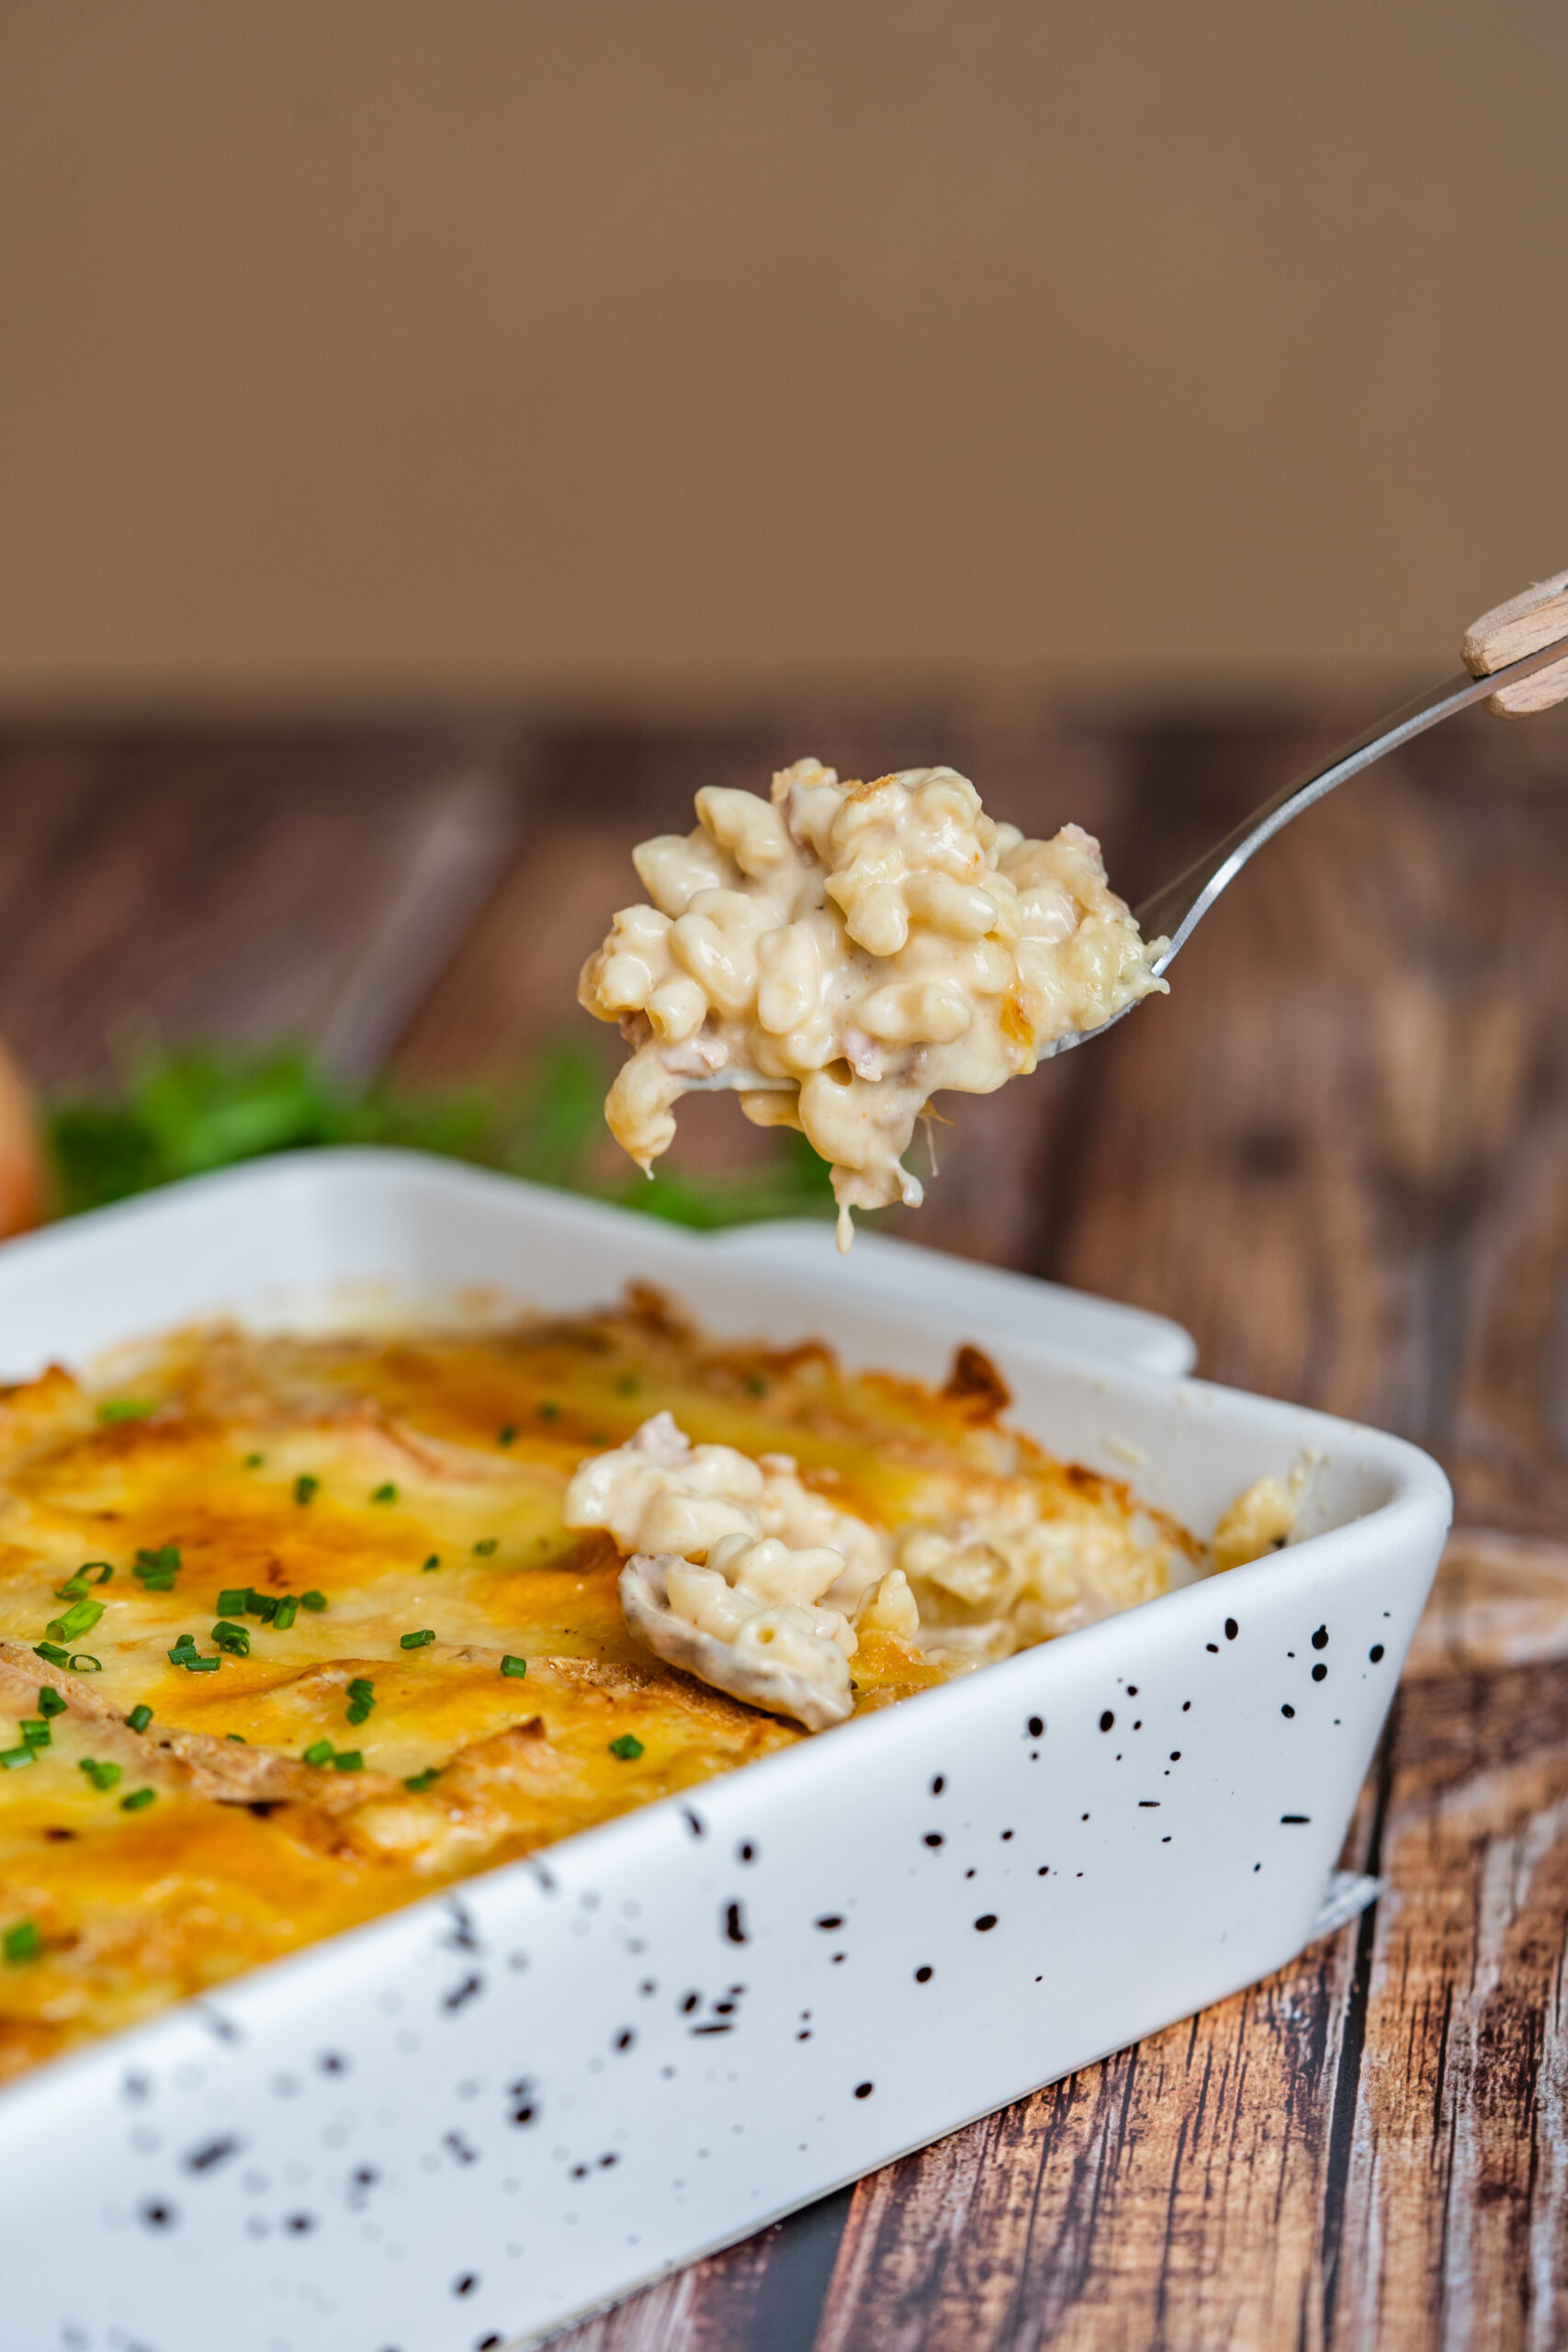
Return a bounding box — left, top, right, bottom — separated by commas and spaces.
0, 1293, 1286, 2085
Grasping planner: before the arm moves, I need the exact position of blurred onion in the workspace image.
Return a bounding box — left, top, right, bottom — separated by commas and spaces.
0, 1035, 47, 1238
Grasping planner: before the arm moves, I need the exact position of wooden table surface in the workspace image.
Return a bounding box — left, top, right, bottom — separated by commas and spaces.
3, 692, 1567, 2350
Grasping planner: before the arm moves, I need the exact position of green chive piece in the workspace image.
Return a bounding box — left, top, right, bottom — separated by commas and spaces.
345, 1702, 370, 1726
52, 1576, 90, 1602
0, 1747, 36, 1770
131, 1544, 179, 1590
271, 1596, 299, 1631
37, 1687, 66, 1721
80, 1758, 121, 1792
45, 1598, 104, 1644
33, 1643, 69, 1668
333, 1750, 363, 1772
299, 1590, 328, 1612
167, 1640, 196, 1666
4, 1920, 40, 1964
244, 1451, 265, 1467
347, 1678, 375, 1702
403, 1767, 441, 1792
69, 1655, 104, 1674
127, 1703, 153, 1733
609, 1734, 644, 1760
370, 1483, 397, 1504
302, 1739, 334, 1767
294, 1475, 320, 1506
89, 1563, 114, 1585
400, 1629, 435, 1650
245, 1589, 277, 1623
744, 1374, 768, 1396
615, 1374, 640, 1396
120, 1787, 156, 1813
98, 1397, 157, 1423
473, 1538, 498, 1557
421, 1555, 440, 1572
497, 1424, 517, 1446
185, 1656, 220, 1674
226, 1733, 247, 1743
210, 1621, 251, 1657
19, 1721, 51, 1748
538, 1401, 560, 1422
500, 1654, 527, 1679
216, 1588, 250, 1618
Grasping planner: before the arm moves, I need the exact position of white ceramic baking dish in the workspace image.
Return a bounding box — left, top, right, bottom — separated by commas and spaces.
0, 1152, 1450, 2352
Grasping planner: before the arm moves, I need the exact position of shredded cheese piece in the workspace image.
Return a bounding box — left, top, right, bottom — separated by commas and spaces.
580, 759, 1168, 1246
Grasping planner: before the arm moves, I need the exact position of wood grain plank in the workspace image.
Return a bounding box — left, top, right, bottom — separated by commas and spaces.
0, 719, 512, 1087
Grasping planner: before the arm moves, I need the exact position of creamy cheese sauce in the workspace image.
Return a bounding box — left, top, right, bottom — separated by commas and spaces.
580, 760, 1168, 1244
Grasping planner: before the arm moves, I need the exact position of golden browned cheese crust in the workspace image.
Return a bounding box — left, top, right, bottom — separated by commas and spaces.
0, 1295, 1183, 2083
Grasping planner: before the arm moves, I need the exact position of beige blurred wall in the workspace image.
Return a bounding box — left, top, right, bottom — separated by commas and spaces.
1, 0, 1564, 706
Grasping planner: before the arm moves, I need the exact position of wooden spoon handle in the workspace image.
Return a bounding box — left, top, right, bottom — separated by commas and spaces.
1462, 567, 1568, 715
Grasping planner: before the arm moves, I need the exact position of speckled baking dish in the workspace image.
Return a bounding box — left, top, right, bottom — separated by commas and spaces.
0, 1151, 1450, 2352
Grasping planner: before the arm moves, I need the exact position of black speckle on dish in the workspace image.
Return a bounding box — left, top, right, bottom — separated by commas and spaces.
682, 1809, 706, 1841
1138, 1801, 1160, 1809
1027, 1715, 1043, 1737
1038, 1866, 1048, 1876
680, 1991, 700, 2016
1001, 1828, 1014, 1841
1312, 1625, 1328, 1650
140, 2201, 177, 2231
1100, 1711, 1115, 1733
443, 1975, 484, 2014
738, 1841, 757, 1863
1126, 1685, 1137, 1696
1133, 1721, 1142, 1731
1224, 1619, 1238, 1641
615, 2030, 635, 2052
184, 2136, 241, 2176
1181, 1701, 1190, 1713
1281, 1704, 1295, 1719
816, 1915, 844, 1930
1371, 1644, 1385, 1663
600, 2152, 618, 2167
854, 2081, 874, 2098
317, 2051, 348, 2075
723, 1903, 748, 1946
285, 2212, 316, 2235
930, 1775, 945, 1796
1312, 1663, 1327, 1682
915, 1965, 932, 1982
923, 1833, 943, 1849
1206, 1643, 1219, 1654
1280, 1814, 1311, 1825
974, 1914, 998, 1932
1169, 1752, 1181, 1761
964, 1868, 976, 1880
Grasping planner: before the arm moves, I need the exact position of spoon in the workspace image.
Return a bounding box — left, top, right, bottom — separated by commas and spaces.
1056, 568, 1568, 1051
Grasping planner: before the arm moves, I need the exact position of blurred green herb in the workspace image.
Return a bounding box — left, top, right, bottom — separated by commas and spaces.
44, 1037, 838, 1233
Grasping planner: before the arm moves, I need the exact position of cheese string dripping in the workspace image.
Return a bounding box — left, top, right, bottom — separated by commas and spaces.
579, 760, 1168, 1247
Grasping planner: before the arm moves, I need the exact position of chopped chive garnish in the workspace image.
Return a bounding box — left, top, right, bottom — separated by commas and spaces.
299, 1590, 328, 1612
345, 1679, 376, 1725
347, 1678, 375, 1701
226, 1733, 247, 1743
400, 1629, 435, 1650
473, 1538, 498, 1557
33, 1643, 69, 1668
120, 1787, 156, 1812
271, 1596, 299, 1630
294, 1475, 320, 1507
538, 1401, 560, 1422
19, 1721, 50, 1748
744, 1374, 768, 1396
88, 1563, 114, 1585
216, 1588, 249, 1618
45, 1598, 104, 1644
245, 1589, 277, 1623
302, 1739, 334, 1767
186, 1657, 220, 1674
498, 1424, 517, 1446
370, 1483, 398, 1504
586, 1432, 608, 1445
244, 1451, 265, 1467
53, 1575, 91, 1602
0, 1747, 36, 1770
4, 1920, 40, 1963
333, 1750, 364, 1772
98, 1397, 157, 1423
37, 1687, 66, 1720
615, 1374, 640, 1396
422, 1555, 440, 1573
210, 1621, 251, 1657
79, 1758, 121, 1792
69, 1654, 103, 1673
132, 1544, 180, 1590
127, 1703, 153, 1733
500, 1654, 527, 1679
346, 1702, 371, 1726
608, 1734, 644, 1760
403, 1767, 442, 1792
